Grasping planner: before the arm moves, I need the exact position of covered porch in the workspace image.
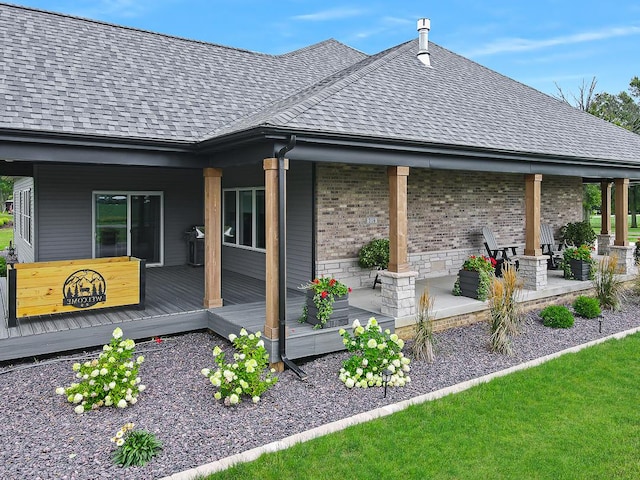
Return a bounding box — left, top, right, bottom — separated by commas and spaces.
0, 266, 393, 363
0, 263, 612, 364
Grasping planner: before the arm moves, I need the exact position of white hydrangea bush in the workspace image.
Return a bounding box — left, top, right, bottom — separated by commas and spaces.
338, 317, 411, 389
55, 327, 145, 413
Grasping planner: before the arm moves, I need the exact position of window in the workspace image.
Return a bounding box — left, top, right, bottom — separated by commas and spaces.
223, 188, 265, 251
17, 188, 32, 245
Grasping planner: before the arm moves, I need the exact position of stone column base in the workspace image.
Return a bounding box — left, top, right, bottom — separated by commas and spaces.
518, 255, 548, 291
597, 234, 613, 256
380, 270, 418, 319
609, 245, 637, 275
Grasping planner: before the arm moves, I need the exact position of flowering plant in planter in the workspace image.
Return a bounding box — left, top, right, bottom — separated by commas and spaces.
299, 277, 352, 329
560, 244, 596, 279
452, 255, 496, 301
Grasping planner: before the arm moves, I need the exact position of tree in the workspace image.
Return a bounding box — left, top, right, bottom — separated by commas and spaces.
558, 76, 640, 225
554, 77, 598, 112
0, 176, 13, 209
583, 184, 601, 219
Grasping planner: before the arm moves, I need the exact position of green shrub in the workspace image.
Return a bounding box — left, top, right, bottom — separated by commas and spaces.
560, 221, 596, 247
0, 257, 5, 277
111, 423, 162, 467
358, 239, 389, 270
540, 305, 575, 328
573, 296, 601, 318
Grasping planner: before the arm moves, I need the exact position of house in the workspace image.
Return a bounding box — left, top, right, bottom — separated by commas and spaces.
2, 4, 640, 364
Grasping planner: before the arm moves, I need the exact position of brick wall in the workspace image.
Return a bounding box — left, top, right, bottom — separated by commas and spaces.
315, 164, 583, 286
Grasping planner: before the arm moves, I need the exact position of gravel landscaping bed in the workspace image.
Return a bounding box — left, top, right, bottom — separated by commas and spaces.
2, 294, 640, 480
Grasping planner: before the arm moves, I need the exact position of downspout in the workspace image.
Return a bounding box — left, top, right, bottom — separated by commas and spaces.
277, 135, 307, 380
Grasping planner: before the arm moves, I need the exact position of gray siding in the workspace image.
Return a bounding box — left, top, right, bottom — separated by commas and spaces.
35, 164, 203, 266
221, 161, 313, 289
286, 161, 313, 287
12, 176, 35, 264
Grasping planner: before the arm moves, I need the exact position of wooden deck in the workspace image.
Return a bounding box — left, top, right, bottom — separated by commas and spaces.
0, 266, 389, 363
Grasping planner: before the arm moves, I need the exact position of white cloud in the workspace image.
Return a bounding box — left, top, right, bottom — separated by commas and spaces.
464, 25, 640, 57
292, 7, 366, 22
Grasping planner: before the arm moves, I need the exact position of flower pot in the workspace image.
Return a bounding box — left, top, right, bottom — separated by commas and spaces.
569, 259, 591, 281
458, 270, 482, 300
305, 290, 350, 328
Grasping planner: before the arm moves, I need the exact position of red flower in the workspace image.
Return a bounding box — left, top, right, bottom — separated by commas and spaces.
321, 291, 328, 299
154, 337, 162, 344
348, 287, 352, 293
313, 278, 320, 284
329, 279, 336, 287
489, 257, 497, 267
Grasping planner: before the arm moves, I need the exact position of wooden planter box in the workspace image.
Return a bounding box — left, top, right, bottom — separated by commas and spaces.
305, 290, 349, 329
6, 256, 145, 327
458, 269, 482, 300
569, 259, 591, 281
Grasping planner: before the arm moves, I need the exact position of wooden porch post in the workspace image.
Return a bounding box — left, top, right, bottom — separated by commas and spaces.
614, 178, 629, 246
203, 168, 223, 308
524, 174, 542, 256
263, 158, 288, 342
387, 166, 409, 272
601, 181, 612, 235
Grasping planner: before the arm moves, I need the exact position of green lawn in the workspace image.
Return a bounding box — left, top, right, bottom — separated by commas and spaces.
0, 224, 13, 251
591, 214, 640, 244
204, 334, 640, 479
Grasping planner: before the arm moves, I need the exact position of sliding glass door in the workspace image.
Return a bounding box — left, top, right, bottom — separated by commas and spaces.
94, 192, 163, 265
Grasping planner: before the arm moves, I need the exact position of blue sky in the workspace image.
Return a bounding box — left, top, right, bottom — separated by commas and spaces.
14, 0, 640, 98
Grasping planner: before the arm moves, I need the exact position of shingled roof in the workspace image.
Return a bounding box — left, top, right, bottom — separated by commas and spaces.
0, 3, 366, 142
3, 2, 640, 167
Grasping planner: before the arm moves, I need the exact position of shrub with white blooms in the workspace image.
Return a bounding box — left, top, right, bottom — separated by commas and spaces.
201, 328, 278, 405
55, 327, 146, 413
338, 317, 411, 389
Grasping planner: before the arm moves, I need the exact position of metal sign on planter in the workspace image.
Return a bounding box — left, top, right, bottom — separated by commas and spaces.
6, 256, 145, 328
62, 269, 107, 308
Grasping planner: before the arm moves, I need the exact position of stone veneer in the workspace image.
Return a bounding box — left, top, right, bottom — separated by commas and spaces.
314, 164, 582, 287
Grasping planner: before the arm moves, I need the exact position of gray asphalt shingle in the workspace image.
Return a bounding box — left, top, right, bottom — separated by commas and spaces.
3, 3, 640, 166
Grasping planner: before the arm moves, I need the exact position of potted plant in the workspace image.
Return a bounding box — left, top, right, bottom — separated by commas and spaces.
452, 255, 496, 301
635, 237, 640, 264
560, 221, 596, 247
299, 277, 352, 329
560, 244, 596, 280
358, 239, 390, 288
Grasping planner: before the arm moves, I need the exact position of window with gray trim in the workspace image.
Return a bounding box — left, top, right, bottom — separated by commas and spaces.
223, 188, 265, 251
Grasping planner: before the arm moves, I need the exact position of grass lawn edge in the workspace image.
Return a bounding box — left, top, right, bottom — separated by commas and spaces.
163, 324, 640, 480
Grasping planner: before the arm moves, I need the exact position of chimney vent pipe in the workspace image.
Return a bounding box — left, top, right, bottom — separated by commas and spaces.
417, 18, 431, 67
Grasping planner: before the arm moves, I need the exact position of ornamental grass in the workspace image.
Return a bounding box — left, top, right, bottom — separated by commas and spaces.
412, 288, 436, 363
487, 262, 522, 355
593, 254, 625, 310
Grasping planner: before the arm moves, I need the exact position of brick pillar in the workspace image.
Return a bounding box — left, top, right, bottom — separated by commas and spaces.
614, 178, 629, 246
518, 255, 548, 291
524, 174, 542, 256
380, 270, 417, 318
203, 168, 223, 308
609, 245, 637, 275
597, 234, 613, 256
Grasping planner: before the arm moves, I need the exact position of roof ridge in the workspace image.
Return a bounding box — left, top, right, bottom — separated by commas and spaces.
203, 40, 413, 140
278, 38, 364, 59
0, 2, 323, 58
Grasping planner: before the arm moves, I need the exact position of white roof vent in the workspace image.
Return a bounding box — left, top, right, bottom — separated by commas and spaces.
417, 18, 431, 67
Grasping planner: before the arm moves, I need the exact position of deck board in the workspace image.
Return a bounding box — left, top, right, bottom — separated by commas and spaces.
0, 267, 386, 363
